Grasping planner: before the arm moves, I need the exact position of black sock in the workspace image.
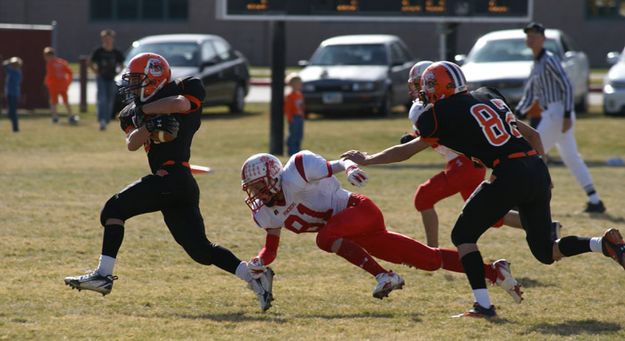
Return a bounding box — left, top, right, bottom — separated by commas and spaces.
558, 236, 591, 257
209, 243, 242, 274
461, 251, 487, 290
102, 224, 124, 258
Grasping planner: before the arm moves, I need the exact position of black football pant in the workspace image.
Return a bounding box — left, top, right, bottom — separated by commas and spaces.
99, 164, 241, 274
451, 156, 555, 265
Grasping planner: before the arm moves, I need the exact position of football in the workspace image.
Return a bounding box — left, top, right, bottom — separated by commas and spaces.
147, 115, 179, 143
150, 129, 176, 143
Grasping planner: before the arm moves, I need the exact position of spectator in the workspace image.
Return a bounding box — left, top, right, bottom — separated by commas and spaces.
284, 73, 305, 156
43, 47, 76, 124
3, 56, 22, 132
89, 29, 124, 131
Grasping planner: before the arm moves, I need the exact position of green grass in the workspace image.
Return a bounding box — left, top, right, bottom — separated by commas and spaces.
1, 103, 625, 340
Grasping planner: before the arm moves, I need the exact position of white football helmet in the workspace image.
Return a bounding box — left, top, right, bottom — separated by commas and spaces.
241, 153, 283, 213
407, 60, 433, 100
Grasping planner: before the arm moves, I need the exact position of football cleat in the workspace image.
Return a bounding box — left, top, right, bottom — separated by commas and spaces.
453, 302, 497, 318
602, 228, 625, 270
247, 267, 274, 311
551, 221, 562, 242
491, 259, 523, 304
584, 200, 606, 213
372, 271, 405, 299
64, 270, 118, 296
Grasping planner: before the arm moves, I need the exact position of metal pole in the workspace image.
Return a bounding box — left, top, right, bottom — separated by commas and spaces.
79, 55, 88, 113
269, 21, 286, 156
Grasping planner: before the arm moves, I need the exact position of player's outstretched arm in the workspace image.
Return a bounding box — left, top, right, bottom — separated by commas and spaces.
516, 119, 545, 156
126, 126, 150, 151
341, 137, 430, 166
142, 95, 191, 115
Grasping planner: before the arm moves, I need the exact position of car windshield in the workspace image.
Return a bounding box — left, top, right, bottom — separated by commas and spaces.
125, 42, 200, 67
466, 38, 559, 63
309, 44, 387, 66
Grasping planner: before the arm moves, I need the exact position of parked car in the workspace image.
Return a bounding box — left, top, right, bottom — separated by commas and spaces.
456, 29, 589, 112
299, 35, 417, 115
604, 48, 625, 116
120, 34, 250, 113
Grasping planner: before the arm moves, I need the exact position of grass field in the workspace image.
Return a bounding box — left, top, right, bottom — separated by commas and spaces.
1, 103, 624, 340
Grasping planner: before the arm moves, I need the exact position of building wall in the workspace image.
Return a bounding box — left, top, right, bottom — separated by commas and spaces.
0, 0, 622, 67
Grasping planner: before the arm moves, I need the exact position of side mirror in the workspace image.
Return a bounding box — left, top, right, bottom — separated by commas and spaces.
607, 51, 621, 65
297, 59, 309, 67
454, 54, 466, 65
564, 51, 576, 60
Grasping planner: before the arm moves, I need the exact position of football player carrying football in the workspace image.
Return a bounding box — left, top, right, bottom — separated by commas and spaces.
342, 61, 625, 318
402, 61, 560, 247
64, 53, 273, 311
240, 151, 522, 302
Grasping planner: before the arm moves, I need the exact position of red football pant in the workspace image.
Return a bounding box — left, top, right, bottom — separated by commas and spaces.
414, 155, 504, 228
316, 194, 498, 281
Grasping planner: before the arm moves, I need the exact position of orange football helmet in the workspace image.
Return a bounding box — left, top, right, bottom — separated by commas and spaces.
420, 61, 467, 105
407, 60, 433, 100
121, 53, 171, 102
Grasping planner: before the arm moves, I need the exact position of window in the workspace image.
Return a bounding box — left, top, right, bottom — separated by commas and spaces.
202, 42, 218, 63
213, 39, 233, 60
587, 0, 625, 18
90, 0, 188, 21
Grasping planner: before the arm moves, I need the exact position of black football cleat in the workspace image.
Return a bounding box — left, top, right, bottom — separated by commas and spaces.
453, 303, 497, 318
584, 201, 606, 213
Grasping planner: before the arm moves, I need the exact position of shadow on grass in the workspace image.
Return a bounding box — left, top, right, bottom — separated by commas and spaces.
526, 319, 621, 336
174, 311, 287, 323
200, 109, 263, 120
295, 311, 422, 322
560, 211, 625, 224
516, 277, 556, 288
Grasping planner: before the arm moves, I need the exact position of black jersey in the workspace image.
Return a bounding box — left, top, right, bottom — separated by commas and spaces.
416, 87, 533, 168
120, 77, 206, 173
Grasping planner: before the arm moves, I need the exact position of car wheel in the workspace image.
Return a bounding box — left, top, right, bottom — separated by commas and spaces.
379, 89, 393, 116
229, 84, 245, 113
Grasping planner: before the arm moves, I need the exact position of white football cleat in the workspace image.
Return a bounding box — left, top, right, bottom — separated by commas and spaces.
64, 270, 118, 296
247, 267, 274, 311
372, 271, 405, 299
492, 259, 523, 304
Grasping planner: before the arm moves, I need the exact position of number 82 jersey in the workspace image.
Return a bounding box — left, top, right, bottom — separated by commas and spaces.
416, 87, 534, 169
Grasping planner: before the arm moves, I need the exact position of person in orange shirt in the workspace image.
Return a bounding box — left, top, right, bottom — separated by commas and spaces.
43, 47, 76, 124
284, 73, 305, 156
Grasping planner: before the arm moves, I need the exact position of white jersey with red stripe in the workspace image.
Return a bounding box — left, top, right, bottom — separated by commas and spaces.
252, 150, 352, 233
409, 100, 459, 162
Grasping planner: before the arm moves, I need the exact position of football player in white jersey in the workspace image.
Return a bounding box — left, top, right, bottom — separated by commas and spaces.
402, 61, 560, 247
240, 151, 523, 302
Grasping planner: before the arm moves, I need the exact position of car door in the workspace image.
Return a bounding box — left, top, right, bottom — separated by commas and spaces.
560, 33, 589, 100
212, 39, 239, 103
199, 40, 226, 104
389, 41, 414, 106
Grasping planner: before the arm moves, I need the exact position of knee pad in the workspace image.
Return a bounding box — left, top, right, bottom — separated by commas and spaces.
413, 186, 435, 211
316, 232, 337, 253
100, 196, 125, 227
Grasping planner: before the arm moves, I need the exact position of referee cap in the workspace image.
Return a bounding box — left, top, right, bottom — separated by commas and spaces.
523, 22, 545, 34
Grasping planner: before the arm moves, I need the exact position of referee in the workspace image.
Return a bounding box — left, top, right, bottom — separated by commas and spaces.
516, 22, 605, 213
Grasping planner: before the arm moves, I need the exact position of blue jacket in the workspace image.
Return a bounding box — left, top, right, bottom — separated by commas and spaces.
4, 64, 22, 97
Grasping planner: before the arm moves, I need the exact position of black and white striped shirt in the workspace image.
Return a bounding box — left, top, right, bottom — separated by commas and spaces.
516, 48, 574, 118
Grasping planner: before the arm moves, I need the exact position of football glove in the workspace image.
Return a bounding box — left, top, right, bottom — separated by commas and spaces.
119, 103, 145, 128
346, 165, 368, 187
248, 257, 267, 279
145, 116, 180, 137
400, 132, 416, 144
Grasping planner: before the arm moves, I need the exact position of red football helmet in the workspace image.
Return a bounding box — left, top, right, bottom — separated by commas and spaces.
420, 61, 467, 104
407, 60, 433, 100
121, 53, 171, 102
241, 153, 283, 213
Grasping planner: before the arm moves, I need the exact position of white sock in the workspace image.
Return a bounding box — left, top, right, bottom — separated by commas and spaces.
235, 261, 252, 282
473, 288, 492, 308
589, 237, 603, 253
97, 255, 116, 276
588, 194, 601, 204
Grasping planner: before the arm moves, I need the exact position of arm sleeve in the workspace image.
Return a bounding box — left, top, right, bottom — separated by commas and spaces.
293, 151, 333, 183
545, 55, 574, 117
180, 77, 206, 112
257, 234, 280, 265
516, 79, 534, 115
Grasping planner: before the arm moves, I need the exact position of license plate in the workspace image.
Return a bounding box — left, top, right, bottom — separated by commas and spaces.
322, 92, 343, 104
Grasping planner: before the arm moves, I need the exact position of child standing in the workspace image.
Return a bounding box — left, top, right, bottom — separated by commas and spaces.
284, 73, 305, 156
3, 56, 22, 132
43, 47, 77, 124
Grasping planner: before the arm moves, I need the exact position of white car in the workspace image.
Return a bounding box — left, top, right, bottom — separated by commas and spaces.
604, 48, 625, 116
456, 29, 589, 112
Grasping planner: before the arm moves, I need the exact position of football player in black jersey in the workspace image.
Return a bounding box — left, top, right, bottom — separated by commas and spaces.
342, 61, 625, 318
64, 53, 273, 311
